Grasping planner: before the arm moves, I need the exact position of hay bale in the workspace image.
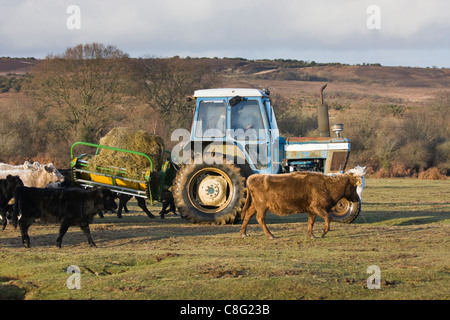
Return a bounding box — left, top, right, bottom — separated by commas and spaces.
89, 127, 164, 177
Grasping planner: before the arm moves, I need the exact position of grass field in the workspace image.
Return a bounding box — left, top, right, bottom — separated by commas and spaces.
0, 178, 449, 300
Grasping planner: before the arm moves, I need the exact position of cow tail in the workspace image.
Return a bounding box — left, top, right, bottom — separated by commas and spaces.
240, 188, 252, 219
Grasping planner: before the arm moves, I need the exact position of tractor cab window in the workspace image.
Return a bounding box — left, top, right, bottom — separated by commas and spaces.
195, 100, 226, 138
231, 99, 266, 141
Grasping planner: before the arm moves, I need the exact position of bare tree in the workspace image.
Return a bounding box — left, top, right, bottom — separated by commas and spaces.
135, 57, 217, 136
26, 43, 129, 143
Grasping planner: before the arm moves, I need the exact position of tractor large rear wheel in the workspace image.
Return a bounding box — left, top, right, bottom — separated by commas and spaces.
173, 163, 246, 224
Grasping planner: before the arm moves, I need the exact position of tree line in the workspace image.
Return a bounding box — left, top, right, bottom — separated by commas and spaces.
0, 43, 216, 167
337, 93, 449, 177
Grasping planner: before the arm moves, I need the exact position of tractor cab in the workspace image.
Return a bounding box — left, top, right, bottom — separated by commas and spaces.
190, 88, 282, 174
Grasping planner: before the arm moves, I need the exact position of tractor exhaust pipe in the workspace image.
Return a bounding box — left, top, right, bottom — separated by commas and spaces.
318, 84, 330, 137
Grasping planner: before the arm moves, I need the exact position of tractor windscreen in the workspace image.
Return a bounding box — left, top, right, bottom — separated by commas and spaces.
231, 99, 266, 141
195, 100, 227, 138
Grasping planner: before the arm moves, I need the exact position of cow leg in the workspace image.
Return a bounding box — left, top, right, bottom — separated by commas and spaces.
255, 208, 275, 239
117, 198, 124, 218
240, 204, 257, 237
116, 208, 122, 219
307, 214, 317, 239
317, 209, 331, 238
19, 218, 32, 248
56, 221, 71, 248
137, 198, 155, 218
122, 197, 130, 213
80, 224, 96, 247
117, 195, 132, 218
308, 208, 331, 238
0, 209, 6, 230
169, 200, 176, 215
159, 200, 169, 219
159, 197, 177, 219
0, 206, 12, 230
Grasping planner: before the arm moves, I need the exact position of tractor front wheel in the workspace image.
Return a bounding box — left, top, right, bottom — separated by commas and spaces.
173, 163, 246, 224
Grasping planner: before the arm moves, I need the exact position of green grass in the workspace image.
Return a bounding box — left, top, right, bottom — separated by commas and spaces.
0, 178, 449, 300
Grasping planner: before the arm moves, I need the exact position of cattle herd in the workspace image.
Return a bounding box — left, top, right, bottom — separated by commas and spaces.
12, 186, 117, 248
0, 161, 365, 248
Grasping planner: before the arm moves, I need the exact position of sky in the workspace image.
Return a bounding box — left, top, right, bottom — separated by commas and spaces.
0, 0, 449, 68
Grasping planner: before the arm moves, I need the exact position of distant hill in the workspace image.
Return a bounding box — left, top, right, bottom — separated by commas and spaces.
1, 56, 448, 104
0, 57, 39, 76
211, 59, 450, 105
198, 58, 450, 87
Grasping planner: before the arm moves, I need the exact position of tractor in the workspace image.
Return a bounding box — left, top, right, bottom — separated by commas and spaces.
70, 86, 360, 225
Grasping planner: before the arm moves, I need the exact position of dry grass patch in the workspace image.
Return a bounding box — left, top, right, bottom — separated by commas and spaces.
0, 179, 449, 300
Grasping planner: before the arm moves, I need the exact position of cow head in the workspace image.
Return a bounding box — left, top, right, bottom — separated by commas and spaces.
344, 173, 363, 202
347, 165, 367, 176
42, 164, 65, 186
99, 188, 118, 212
346, 166, 366, 200
351, 175, 363, 187
6, 174, 24, 191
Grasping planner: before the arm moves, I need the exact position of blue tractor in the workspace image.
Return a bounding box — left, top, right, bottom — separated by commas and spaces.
172, 86, 360, 224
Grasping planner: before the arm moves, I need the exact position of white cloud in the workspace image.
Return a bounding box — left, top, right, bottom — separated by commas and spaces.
0, 0, 448, 67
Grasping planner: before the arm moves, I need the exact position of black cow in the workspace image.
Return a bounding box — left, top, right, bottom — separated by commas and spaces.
0, 175, 24, 230
159, 189, 176, 219
12, 186, 117, 248
117, 190, 176, 219
116, 194, 155, 219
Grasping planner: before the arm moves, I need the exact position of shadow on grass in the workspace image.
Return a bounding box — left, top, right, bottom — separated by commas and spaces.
2, 202, 448, 249
0, 214, 242, 249
0, 277, 26, 300
353, 208, 450, 225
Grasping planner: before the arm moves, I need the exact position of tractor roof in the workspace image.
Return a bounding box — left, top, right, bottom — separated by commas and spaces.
193, 88, 267, 98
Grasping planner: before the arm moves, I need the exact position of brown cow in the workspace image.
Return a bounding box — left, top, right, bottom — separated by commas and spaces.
0, 161, 64, 188
240, 172, 362, 239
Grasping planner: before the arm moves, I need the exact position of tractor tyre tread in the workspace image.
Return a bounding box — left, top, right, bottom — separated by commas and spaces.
173, 162, 246, 225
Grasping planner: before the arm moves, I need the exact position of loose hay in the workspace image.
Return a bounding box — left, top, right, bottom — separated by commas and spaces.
89, 127, 164, 178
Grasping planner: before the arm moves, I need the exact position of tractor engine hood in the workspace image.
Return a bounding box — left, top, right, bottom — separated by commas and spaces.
283, 137, 351, 174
